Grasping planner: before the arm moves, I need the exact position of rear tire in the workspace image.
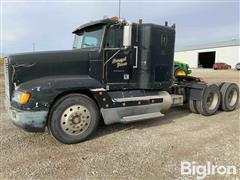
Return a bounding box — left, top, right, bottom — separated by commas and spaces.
215, 82, 225, 89
196, 84, 221, 116
219, 83, 239, 111
48, 94, 100, 144
189, 100, 199, 114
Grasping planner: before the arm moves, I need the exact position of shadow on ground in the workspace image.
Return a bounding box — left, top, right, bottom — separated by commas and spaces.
93, 106, 191, 140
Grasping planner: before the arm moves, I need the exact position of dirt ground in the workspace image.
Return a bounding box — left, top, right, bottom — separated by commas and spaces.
0, 67, 239, 180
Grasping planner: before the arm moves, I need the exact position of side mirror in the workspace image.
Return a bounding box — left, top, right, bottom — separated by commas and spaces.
123, 25, 132, 48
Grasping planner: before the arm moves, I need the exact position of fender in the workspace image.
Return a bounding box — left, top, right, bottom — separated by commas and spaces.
188, 83, 207, 101
11, 75, 103, 111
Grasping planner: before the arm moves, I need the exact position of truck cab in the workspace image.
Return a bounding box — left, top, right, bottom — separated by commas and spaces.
4, 17, 239, 144
71, 17, 175, 90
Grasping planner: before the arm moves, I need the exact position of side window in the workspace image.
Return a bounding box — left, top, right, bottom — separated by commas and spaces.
106, 25, 123, 48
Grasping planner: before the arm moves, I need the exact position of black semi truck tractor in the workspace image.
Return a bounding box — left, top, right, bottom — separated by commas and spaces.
4, 17, 239, 144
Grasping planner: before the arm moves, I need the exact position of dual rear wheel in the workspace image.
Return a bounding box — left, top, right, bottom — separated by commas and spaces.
189, 83, 239, 116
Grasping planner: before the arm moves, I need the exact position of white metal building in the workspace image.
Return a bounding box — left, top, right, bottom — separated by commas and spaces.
174, 39, 240, 68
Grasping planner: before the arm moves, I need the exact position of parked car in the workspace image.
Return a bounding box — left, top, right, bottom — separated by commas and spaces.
235, 62, 240, 70
213, 63, 231, 70
174, 61, 192, 77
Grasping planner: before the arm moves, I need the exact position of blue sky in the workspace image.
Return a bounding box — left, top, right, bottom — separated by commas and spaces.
1, 0, 239, 56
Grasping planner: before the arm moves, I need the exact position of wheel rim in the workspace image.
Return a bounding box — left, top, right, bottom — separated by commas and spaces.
228, 89, 238, 106
176, 70, 187, 76
207, 92, 218, 110
60, 105, 91, 136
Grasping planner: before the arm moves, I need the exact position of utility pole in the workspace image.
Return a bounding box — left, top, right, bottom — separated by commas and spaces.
32, 42, 36, 52
118, 0, 121, 18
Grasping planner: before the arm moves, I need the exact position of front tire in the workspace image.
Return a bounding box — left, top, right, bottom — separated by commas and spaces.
48, 94, 100, 144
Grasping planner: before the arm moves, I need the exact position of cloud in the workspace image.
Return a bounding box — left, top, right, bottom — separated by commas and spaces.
2, 27, 29, 42
1, 1, 239, 54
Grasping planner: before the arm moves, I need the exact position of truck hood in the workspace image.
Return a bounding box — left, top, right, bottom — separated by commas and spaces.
7, 49, 90, 92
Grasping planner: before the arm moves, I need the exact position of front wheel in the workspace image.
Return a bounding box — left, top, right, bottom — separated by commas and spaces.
48, 94, 100, 144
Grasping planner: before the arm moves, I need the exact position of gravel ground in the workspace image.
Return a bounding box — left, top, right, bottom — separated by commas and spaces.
0, 68, 239, 180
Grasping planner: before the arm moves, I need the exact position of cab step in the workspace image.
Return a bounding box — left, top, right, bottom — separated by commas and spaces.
120, 112, 164, 123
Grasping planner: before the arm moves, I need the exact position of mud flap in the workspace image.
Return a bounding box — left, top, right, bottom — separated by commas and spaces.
188, 83, 207, 101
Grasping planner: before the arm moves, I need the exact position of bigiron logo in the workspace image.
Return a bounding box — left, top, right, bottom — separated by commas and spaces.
180, 161, 238, 179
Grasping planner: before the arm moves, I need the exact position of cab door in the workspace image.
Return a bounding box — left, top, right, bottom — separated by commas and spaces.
103, 24, 133, 86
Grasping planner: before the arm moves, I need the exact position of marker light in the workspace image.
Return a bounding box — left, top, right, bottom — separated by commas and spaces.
20, 92, 31, 104
111, 16, 119, 21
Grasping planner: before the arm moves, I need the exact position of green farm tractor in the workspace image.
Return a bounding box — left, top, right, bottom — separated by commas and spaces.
174, 61, 192, 77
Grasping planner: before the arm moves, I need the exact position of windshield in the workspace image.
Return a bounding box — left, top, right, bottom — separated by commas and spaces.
73, 26, 104, 49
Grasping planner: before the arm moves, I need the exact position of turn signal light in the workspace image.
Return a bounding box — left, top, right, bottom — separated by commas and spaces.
20, 92, 31, 104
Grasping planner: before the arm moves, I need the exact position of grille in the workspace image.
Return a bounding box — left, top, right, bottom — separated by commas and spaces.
3, 58, 10, 101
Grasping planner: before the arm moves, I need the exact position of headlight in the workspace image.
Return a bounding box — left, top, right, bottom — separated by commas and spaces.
13, 91, 31, 104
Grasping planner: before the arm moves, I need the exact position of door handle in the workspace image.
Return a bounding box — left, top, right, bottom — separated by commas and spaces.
133, 46, 138, 68
123, 50, 130, 55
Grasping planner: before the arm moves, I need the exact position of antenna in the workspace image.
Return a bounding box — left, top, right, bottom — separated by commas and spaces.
118, 0, 121, 18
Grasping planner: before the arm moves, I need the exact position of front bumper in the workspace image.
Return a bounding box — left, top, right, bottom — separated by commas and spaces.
6, 100, 48, 132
